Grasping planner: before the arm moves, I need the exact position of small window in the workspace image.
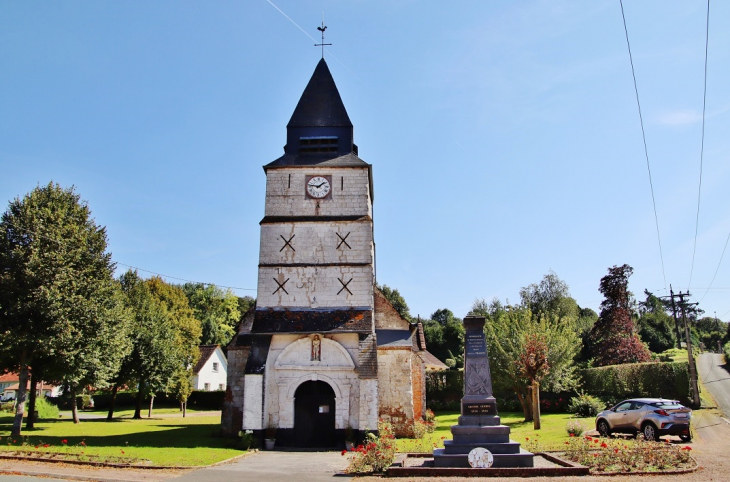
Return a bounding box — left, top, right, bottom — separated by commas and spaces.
212, 362, 219, 373
218, 384, 224, 391
204, 383, 210, 391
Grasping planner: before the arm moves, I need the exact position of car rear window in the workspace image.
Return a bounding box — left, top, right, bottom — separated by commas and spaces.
650, 402, 684, 409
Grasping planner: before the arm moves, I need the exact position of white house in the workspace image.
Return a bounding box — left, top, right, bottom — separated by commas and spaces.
0, 373, 61, 401
192, 345, 227, 391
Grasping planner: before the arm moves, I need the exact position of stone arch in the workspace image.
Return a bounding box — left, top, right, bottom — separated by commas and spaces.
274, 336, 355, 370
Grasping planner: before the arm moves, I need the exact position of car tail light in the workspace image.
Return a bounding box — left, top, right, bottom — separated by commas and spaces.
654, 409, 669, 417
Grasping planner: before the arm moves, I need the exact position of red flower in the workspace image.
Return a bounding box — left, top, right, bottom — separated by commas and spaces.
682, 446, 692, 451
43, 444, 50, 448
80, 441, 86, 447
593, 453, 598, 457
565, 441, 570, 445
341, 450, 347, 456
121, 450, 125, 454
525, 437, 529, 441
585, 436, 592, 441
61, 439, 67, 444
35, 445, 39, 449
569, 433, 575, 437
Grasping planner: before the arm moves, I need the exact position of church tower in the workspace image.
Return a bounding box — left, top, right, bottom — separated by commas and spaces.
223, 58, 426, 448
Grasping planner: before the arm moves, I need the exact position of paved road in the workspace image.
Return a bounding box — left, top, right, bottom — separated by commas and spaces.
172, 451, 350, 482
697, 352, 730, 418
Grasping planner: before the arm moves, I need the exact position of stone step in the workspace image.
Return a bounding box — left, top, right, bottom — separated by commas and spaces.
433, 448, 535, 468
442, 440, 522, 454
451, 432, 510, 444
451, 424, 510, 435
457, 415, 501, 426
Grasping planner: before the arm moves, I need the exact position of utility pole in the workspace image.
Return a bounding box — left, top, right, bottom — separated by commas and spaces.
668, 286, 701, 408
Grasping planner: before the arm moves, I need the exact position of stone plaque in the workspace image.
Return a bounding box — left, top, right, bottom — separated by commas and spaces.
463, 402, 497, 415
468, 447, 494, 468
462, 316, 494, 398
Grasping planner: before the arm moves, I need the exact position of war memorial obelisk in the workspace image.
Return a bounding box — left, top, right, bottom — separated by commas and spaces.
433, 315, 534, 468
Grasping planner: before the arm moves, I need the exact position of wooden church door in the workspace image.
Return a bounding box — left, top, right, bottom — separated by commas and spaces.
293, 380, 336, 447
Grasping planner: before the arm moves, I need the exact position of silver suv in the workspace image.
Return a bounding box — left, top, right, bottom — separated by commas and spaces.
595, 398, 692, 442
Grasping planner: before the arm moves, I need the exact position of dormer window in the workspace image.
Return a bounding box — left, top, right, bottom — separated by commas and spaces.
299, 136, 338, 154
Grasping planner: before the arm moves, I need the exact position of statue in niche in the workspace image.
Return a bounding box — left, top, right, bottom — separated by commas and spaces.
311, 335, 321, 361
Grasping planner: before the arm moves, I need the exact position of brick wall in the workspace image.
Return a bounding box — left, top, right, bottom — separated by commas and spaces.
374, 288, 410, 330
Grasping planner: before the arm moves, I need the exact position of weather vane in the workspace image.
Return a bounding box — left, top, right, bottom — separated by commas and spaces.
315, 16, 331, 59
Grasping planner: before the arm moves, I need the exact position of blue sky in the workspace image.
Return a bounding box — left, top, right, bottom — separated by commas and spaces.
2, 1, 729, 322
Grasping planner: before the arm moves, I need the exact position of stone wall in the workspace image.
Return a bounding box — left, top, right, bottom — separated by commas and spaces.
376, 348, 415, 422
264, 168, 372, 218
256, 265, 373, 309
259, 220, 373, 266
221, 346, 249, 436
374, 288, 410, 330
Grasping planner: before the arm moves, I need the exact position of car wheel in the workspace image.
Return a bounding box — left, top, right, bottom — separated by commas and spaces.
679, 434, 692, 442
597, 419, 611, 437
642, 423, 659, 441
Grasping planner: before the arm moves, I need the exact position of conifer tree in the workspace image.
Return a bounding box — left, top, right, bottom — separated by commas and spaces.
588, 264, 651, 366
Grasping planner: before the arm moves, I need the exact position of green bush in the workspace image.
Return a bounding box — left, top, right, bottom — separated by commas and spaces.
724, 342, 730, 365
580, 361, 691, 406
35, 397, 60, 419
568, 393, 604, 417
1, 401, 14, 413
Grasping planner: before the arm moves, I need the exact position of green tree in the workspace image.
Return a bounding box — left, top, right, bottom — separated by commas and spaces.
519, 271, 580, 322
376, 284, 412, 321
423, 309, 465, 369
108, 272, 201, 420
237, 296, 256, 316
182, 283, 240, 346
0, 183, 131, 432
471, 298, 580, 420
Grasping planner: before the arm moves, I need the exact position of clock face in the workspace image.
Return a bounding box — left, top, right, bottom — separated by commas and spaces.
306, 176, 331, 199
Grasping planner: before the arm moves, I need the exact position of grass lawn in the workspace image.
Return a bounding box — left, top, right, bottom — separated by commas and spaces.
0, 412, 242, 466
396, 411, 596, 453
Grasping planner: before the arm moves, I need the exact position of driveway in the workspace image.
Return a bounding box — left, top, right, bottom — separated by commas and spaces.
172, 451, 350, 482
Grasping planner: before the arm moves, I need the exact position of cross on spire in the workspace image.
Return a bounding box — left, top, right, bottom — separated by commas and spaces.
315, 19, 331, 58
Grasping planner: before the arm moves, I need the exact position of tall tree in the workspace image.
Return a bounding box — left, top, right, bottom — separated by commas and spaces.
182, 283, 240, 346
376, 284, 412, 321
108, 272, 201, 420
519, 271, 580, 322
423, 309, 465, 369
471, 299, 579, 420
588, 265, 651, 366
0, 183, 131, 432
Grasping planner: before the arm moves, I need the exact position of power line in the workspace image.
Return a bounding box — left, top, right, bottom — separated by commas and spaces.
688, 0, 711, 290
619, 0, 667, 291
699, 231, 730, 303
2, 219, 256, 292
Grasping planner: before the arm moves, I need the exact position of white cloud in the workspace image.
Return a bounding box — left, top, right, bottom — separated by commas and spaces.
657, 109, 702, 126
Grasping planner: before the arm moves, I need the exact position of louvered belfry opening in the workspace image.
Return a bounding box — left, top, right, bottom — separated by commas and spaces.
293, 380, 336, 448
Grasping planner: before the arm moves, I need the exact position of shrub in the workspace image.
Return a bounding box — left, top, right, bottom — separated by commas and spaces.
0, 401, 14, 413
343, 420, 396, 473
568, 393, 603, 417
236, 430, 257, 450
724, 342, 730, 365
566, 419, 587, 437
35, 397, 60, 419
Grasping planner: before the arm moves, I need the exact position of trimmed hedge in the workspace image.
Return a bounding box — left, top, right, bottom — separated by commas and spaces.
580, 361, 691, 406
47, 389, 226, 411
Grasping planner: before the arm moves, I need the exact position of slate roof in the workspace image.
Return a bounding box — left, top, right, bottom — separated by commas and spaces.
264, 152, 369, 169
375, 329, 414, 348
288, 58, 352, 128
418, 350, 449, 370
251, 308, 373, 334
193, 345, 219, 374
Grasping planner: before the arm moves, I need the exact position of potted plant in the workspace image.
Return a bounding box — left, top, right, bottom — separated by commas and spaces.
264, 424, 276, 450
344, 425, 355, 450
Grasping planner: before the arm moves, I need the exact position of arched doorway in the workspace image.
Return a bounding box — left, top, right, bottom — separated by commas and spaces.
293, 380, 336, 447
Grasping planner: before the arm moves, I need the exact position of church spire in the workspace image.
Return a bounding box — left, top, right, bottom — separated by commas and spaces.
287, 58, 352, 128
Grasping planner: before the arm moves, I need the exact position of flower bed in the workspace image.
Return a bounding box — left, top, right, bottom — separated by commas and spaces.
560, 435, 696, 474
